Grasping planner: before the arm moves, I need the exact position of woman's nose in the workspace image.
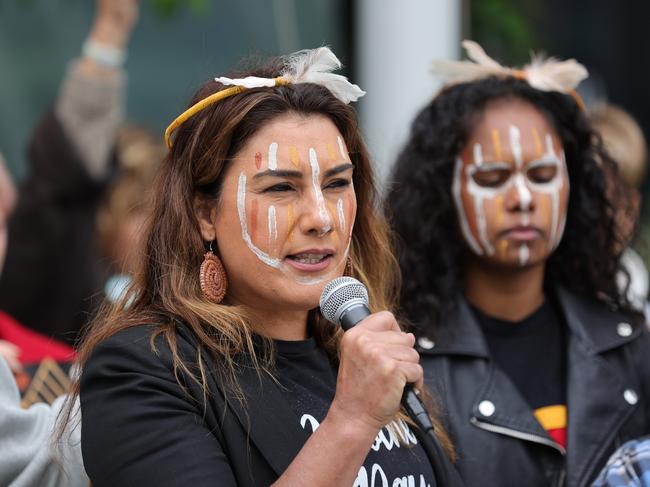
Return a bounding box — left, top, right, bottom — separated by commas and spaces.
297, 190, 333, 237
506, 173, 535, 212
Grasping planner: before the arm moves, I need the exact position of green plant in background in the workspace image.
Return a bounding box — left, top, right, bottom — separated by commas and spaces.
150, 0, 209, 17
470, 0, 543, 65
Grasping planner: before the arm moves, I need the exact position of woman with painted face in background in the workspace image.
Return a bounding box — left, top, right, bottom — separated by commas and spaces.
387, 41, 650, 487
64, 48, 460, 486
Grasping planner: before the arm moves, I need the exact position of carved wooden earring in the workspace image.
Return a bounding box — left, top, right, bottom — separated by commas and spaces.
199, 242, 227, 304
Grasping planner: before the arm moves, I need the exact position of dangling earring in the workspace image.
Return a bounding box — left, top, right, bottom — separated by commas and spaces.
200, 241, 227, 304
344, 256, 353, 276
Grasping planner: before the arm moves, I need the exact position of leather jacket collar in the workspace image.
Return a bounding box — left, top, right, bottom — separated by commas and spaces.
420, 287, 644, 358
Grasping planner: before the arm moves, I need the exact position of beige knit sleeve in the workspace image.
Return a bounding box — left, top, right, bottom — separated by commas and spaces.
54, 60, 126, 180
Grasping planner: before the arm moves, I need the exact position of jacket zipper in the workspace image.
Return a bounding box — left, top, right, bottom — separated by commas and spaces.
471, 417, 567, 486
470, 417, 567, 455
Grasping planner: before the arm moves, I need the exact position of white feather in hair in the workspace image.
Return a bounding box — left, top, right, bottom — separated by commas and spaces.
216, 47, 365, 104
524, 55, 588, 92
431, 40, 588, 94
282, 47, 365, 103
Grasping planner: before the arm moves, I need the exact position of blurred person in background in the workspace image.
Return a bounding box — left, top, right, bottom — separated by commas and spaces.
0, 153, 85, 487
0, 0, 159, 345
0, 152, 74, 380
590, 103, 649, 314
97, 124, 163, 303
388, 41, 650, 487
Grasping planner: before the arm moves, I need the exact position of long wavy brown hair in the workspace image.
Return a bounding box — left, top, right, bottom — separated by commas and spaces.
60, 56, 454, 457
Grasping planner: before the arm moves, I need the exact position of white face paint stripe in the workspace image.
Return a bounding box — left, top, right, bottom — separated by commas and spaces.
509, 125, 523, 167
453, 157, 483, 255
518, 244, 529, 266
308, 148, 332, 233
336, 198, 346, 235
268, 205, 277, 247
268, 142, 278, 170
237, 172, 281, 268
473, 143, 483, 167
551, 150, 570, 250
545, 134, 555, 156
474, 195, 495, 255
337, 136, 347, 161
514, 173, 533, 210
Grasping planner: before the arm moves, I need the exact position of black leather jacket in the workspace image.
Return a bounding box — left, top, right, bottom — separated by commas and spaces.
418, 288, 650, 487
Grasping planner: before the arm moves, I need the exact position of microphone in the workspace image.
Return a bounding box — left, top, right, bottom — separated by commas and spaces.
319, 277, 434, 435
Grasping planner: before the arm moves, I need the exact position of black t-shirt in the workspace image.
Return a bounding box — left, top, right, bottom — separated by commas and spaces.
273, 337, 436, 486
471, 298, 568, 446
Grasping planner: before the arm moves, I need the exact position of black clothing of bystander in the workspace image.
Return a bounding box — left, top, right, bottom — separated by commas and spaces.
419, 288, 650, 487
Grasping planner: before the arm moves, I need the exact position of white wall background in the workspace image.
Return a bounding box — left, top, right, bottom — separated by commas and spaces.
356, 0, 462, 186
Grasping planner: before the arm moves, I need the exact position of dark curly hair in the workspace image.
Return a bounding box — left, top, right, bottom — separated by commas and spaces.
386, 76, 634, 335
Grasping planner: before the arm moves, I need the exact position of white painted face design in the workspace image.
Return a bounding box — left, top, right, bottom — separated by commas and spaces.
221, 116, 356, 292
452, 99, 570, 268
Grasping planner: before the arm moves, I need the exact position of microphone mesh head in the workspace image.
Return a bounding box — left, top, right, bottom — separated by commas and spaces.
319, 277, 369, 324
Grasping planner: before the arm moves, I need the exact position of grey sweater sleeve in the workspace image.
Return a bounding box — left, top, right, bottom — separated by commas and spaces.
0, 358, 88, 487
54, 59, 126, 181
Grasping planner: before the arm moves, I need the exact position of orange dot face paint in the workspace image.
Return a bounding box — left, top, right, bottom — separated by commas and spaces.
254, 152, 262, 170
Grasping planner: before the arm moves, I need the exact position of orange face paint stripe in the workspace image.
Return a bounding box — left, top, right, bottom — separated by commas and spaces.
346, 192, 355, 245
495, 195, 505, 226
254, 152, 262, 170
326, 143, 337, 162
539, 195, 551, 226
326, 200, 339, 239
532, 127, 543, 158
288, 146, 301, 168
287, 203, 294, 243
250, 198, 259, 243
491, 128, 503, 160
498, 238, 508, 258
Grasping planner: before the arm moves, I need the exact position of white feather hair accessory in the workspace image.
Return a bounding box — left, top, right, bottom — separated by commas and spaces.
165, 47, 364, 148
431, 40, 588, 96
216, 46, 365, 104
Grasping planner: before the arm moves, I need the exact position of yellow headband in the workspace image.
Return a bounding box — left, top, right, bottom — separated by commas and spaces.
164, 76, 289, 149
164, 47, 366, 149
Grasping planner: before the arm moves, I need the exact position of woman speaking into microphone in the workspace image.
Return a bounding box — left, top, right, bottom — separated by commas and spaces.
60, 48, 458, 486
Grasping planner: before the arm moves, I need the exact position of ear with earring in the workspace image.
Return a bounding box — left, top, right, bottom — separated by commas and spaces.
199, 241, 228, 304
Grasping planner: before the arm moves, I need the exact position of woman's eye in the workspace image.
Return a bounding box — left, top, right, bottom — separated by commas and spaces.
472, 168, 511, 188
325, 178, 351, 190
527, 165, 558, 184
263, 183, 294, 193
